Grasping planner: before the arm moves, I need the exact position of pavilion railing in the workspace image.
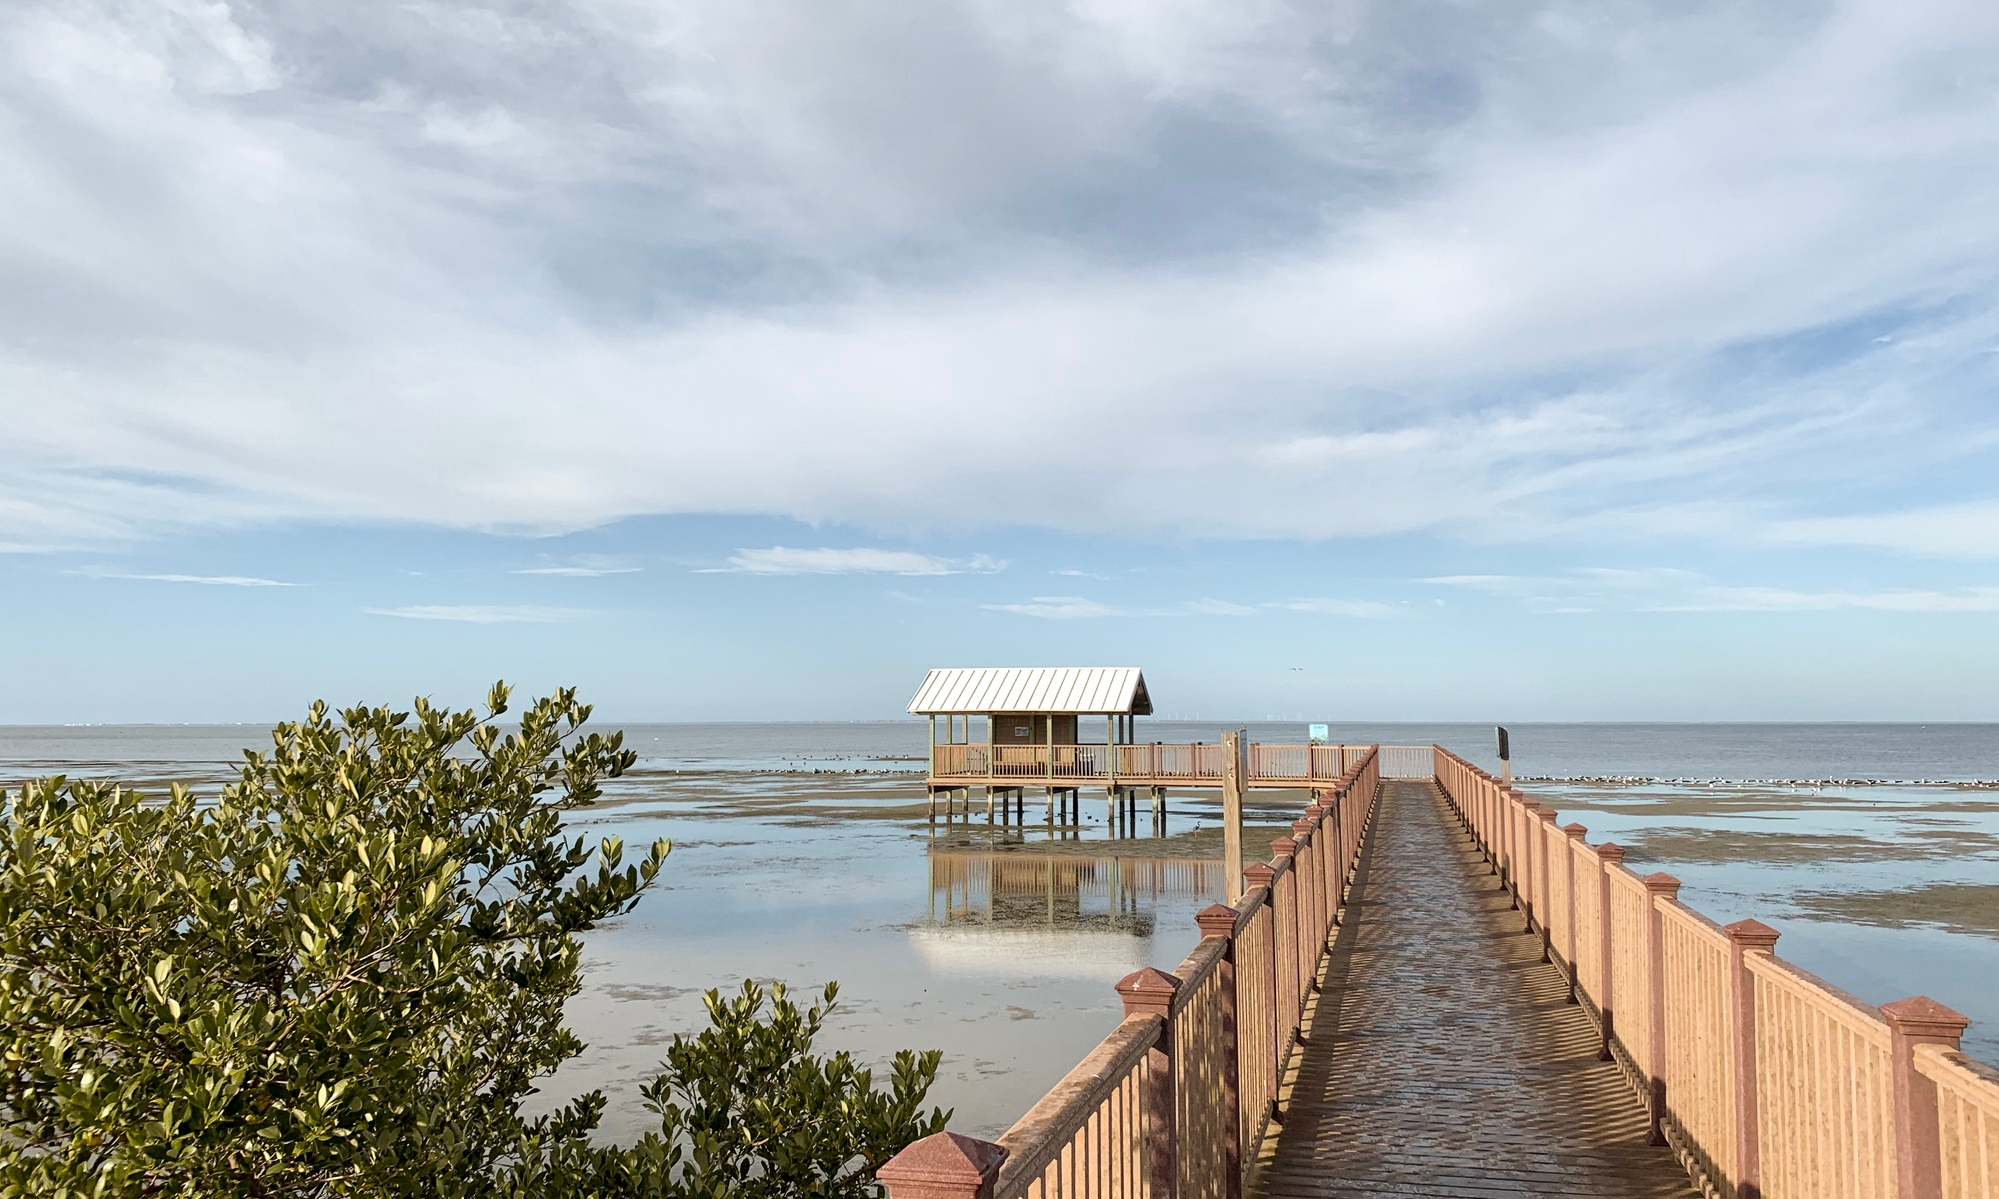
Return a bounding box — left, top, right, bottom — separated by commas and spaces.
880, 746, 1391, 1199
928, 742, 1413, 786
1432, 745, 1997, 1199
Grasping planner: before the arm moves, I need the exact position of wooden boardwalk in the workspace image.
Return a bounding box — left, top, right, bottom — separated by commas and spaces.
1253, 779, 1696, 1199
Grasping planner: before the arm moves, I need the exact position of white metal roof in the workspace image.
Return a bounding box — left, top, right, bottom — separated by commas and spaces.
907, 667, 1152, 716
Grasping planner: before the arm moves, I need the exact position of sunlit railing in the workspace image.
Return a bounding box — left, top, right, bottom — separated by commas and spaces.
930, 742, 1428, 787
1434, 746, 1993, 1199
880, 748, 1386, 1199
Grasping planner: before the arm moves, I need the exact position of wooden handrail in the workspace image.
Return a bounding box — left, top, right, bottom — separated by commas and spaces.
1432, 743, 1981, 1199
885, 747, 1386, 1199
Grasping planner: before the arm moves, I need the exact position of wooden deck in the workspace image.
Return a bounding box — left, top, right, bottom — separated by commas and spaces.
1253, 779, 1694, 1199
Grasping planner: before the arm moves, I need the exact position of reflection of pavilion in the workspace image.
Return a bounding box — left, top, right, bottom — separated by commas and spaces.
912, 852, 1226, 979
926, 852, 1226, 933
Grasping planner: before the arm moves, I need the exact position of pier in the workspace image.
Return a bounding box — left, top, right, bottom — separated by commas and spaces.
877, 746, 1999, 1199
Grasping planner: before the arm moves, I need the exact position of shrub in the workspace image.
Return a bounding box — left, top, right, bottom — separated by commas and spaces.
0, 686, 947, 1199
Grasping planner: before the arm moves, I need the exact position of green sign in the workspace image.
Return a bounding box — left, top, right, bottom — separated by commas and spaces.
1308, 723, 1329, 742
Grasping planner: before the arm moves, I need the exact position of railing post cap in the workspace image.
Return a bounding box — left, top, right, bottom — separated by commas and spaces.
1243, 861, 1276, 886
877, 1131, 1009, 1199
1723, 918, 1781, 949
1195, 903, 1238, 939
1881, 996, 1971, 1041
1290, 817, 1314, 835
1269, 836, 1298, 858
1519, 796, 1541, 810
1116, 966, 1180, 1017
1563, 822, 1588, 839
1536, 809, 1557, 823
1596, 841, 1626, 862
1642, 871, 1681, 896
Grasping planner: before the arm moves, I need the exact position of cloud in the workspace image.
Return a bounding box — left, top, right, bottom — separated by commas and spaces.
4, 0, 1999, 556
515, 554, 643, 576
982, 595, 1287, 619
983, 596, 1125, 619
1266, 598, 1399, 619
709, 547, 1006, 575
1186, 598, 1259, 617
363, 605, 591, 623
1424, 569, 1999, 614
1645, 586, 1999, 613
1766, 500, 1999, 559
71, 568, 301, 587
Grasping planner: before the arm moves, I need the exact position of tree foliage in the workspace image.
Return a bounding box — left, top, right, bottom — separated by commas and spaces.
501, 982, 949, 1199
0, 685, 947, 1199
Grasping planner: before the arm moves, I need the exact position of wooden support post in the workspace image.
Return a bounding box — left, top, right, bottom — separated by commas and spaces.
1595, 842, 1624, 1061
1118, 968, 1181, 1199
1196, 904, 1243, 1199
879, 1132, 1008, 1199
1563, 823, 1587, 1001
1537, 809, 1557, 961
1243, 859, 1281, 1105
1725, 918, 1780, 1199
1882, 996, 1971, 1199
1643, 871, 1680, 1146
1222, 729, 1246, 903
1519, 799, 1542, 933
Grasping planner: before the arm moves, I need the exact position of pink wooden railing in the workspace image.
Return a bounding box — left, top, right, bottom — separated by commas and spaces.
880, 747, 1390, 1199
931, 742, 1420, 787
1433, 745, 1997, 1199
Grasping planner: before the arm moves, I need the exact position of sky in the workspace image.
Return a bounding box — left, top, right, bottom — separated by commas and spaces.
3, 0, 1998, 723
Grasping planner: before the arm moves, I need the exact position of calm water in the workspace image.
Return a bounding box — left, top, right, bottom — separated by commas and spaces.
3, 721, 1995, 1139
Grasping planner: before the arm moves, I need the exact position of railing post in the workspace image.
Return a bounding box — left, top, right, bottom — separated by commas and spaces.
1536, 809, 1557, 961
1243, 860, 1279, 1109
1643, 871, 1680, 1147
1562, 823, 1587, 1001
1882, 996, 1971, 1199
878, 1131, 1009, 1199
1595, 843, 1624, 1062
1271, 838, 1302, 1024
1291, 817, 1320, 960
1724, 918, 1780, 1199
1519, 798, 1542, 933
1196, 904, 1243, 1199
1223, 730, 1246, 903
1119, 967, 1181, 1199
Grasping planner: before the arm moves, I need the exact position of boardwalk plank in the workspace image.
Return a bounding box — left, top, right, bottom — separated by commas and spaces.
1250, 780, 1695, 1199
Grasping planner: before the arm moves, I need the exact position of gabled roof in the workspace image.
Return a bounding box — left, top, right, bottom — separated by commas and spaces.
907, 668, 1152, 716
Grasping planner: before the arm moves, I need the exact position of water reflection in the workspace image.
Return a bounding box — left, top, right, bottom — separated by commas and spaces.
912, 852, 1224, 979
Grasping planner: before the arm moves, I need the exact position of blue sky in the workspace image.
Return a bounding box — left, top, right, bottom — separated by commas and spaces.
4, 0, 1998, 723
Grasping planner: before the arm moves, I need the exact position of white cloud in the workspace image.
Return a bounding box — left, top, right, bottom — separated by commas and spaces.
1424, 569, 1999, 614
1646, 586, 1999, 613
515, 554, 643, 576
1266, 597, 1399, 619
709, 547, 1006, 575
3, 0, 1999, 558
363, 605, 591, 623
72, 568, 300, 587
982, 596, 1125, 619
1766, 500, 1999, 560
1186, 598, 1259, 616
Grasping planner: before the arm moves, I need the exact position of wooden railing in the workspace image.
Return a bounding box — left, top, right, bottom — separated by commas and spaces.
1433, 746, 1998, 1199
930, 742, 1424, 787
880, 748, 1386, 1199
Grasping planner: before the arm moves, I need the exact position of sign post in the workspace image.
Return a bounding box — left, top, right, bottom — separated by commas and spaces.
1497, 725, 1512, 786
1222, 729, 1246, 903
